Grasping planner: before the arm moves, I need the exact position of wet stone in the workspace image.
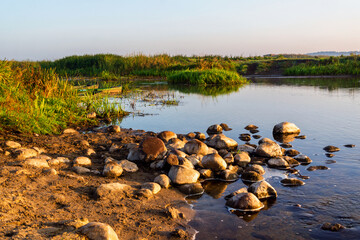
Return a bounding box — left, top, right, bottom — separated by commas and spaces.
267, 157, 290, 169
234, 151, 251, 167
223, 152, 234, 165
184, 139, 208, 156
325, 159, 336, 164
199, 169, 214, 179
285, 149, 300, 157
255, 142, 283, 158
218, 149, 229, 158
252, 135, 262, 139
220, 123, 232, 131
178, 183, 204, 196
206, 124, 223, 135
245, 164, 265, 175
201, 153, 227, 172
283, 156, 300, 167
226, 192, 264, 211
325, 153, 335, 158
273, 122, 301, 135
241, 171, 264, 183
280, 143, 293, 148
280, 178, 305, 186
344, 144, 355, 148
248, 181, 277, 199
323, 145, 340, 152
321, 222, 345, 232
295, 135, 306, 139
218, 169, 239, 181
307, 165, 329, 171
294, 154, 312, 165
224, 187, 248, 200
244, 124, 258, 130
168, 165, 200, 185
239, 133, 251, 142
250, 129, 259, 134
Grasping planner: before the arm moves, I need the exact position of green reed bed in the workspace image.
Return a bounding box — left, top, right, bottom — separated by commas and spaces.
167, 69, 248, 86
0, 61, 126, 134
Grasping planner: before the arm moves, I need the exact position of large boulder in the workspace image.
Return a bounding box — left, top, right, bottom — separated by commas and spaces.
168, 165, 200, 185
206, 124, 223, 135
78, 222, 119, 240
248, 181, 277, 199
226, 192, 264, 211
140, 137, 167, 162
255, 142, 283, 158
201, 153, 227, 172
184, 139, 208, 156
273, 122, 300, 135
158, 131, 177, 143
205, 134, 238, 150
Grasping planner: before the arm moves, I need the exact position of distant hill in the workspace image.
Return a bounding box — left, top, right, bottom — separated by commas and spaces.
307, 51, 360, 56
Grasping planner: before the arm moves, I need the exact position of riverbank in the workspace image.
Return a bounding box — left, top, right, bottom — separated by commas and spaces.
0, 127, 196, 240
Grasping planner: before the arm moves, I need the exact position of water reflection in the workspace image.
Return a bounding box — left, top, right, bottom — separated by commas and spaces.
229, 198, 277, 222
168, 83, 247, 96
273, 133, 299, 143
202, 180, 230, 199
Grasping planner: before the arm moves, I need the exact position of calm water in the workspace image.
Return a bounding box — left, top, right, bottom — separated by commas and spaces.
116, 77, 360, 239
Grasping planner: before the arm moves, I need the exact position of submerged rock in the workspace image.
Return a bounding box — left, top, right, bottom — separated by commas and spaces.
201, 153, 227, 172
323, 145, 340, 152
280, 143, 293, 148
226, 192, 264, 211
241, 171, 264, 183
307, 165, 329, 171
283, 156, 300, 167
218, 169, 239, 181
168, 165, 200, 185
248, 181, 277, 199
273, 122, 301, 135
321, 222, 345, 232
252, 134, 262, 139
178, 182, 204, 195
280, 178, 305, 186
325, 153, 335, 158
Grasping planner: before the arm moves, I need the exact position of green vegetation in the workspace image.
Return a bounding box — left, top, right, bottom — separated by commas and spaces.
0, 60, 126, 134
167, 69, 247, 86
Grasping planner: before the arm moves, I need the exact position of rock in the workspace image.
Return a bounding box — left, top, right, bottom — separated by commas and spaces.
195, 132, 206, 140
268, 157, 290, 169
118, 160, 138, 172
325, 160, 336, 164
109, 144, 121, 153
96, 183, 131, 199
323, 145, 340, 152
253, 134, 261, 139
237, 144, 256, 154
171, 149, 187, 158
73, 166, 91, 174
166, 154, 180, 166
258, 138, 275, 144
226, 192, 264, 211
184, 139, 208, 155
86, 148, 96, 156
244, 124, 258, 130
178, 183, 204, 195
86, 112, 97, 119
206, 124, 223, 135
199, 169, 214, 179
321, 222, 345, 231
78, 222, 119, 240
150, 160, 165, 170
171, 229, 188, 238
325, 153, 335, 158
285, 149, 300, 157
205, 134, 238, 150
250, 129, 259, 134
283, 156, 300, 167
248, 181, 277, 199
218, 169, 239, 181
178, 157, 194, 169
103, 162, 123, 178
218, 149, 229, 157
24, 158, 50, 168
43, 168, 58, 175
207, 147, 218, 155
255, 142, 283, 158
140, 137, 167, 161
48, 157, 71, 166
280, 143, 293, 148
5, 140, 21, 149
273, 122, 300, 135
80, 140, 90, 147
250, 156, 267, 165
167, 138, 186, 149
245, 164, 265, 175
107, 125, 121, 133
127, 147, 145, 161
135, 189, 153, 199
14, 148, 38, 160
224, 187, 248, 200
166, 206, 184, 219
158, 131, 177, 143
220, 123, 232, 131
168, 166, 200, 185
241, 171, 264, 183
74, 156, 92, 167
294, 154, 312, 164
63, 128, 79, 134
141, 182, 161, 194
187, 155, 201, 166
295, 135, 306, 139
201, 153, 227, 172
223, 152, 234, 164
186, 132, 196, 139
307, 165, 329, 171
280, 178, 305, 186
344, 144, 355, 148
239, 133, 251, 142
154, 174, 171, 188
234, 151, 251, 167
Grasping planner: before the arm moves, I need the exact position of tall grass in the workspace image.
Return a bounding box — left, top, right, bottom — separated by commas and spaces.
0, 60, 126, 134
167, 69, 248, 86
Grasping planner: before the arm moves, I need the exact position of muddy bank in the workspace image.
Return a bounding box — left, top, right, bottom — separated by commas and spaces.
0, 128, 195, 240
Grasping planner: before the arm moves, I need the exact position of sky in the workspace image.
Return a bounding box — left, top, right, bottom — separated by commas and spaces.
1, 0, 360, 60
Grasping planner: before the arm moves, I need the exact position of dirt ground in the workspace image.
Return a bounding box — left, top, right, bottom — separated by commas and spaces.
0, 128, 196, 239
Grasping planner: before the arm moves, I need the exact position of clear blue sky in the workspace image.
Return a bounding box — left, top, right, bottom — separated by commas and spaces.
1, 0, 359, 60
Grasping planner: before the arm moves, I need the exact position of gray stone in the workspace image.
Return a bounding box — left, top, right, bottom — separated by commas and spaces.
118, 160, 138, 172
78, 222, 119, 240
201, 153, 227, 172
248, 181, 277, 199
127, 147, 145, 161
73, 166, 91, 174
168, 165, 200, 185
74, 156, 92, 167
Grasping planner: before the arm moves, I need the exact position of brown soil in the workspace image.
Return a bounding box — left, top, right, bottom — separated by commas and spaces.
0, 128, 195, 239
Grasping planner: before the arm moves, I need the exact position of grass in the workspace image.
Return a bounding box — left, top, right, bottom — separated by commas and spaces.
167, 69, 248, 86
0, 60, 127, 134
